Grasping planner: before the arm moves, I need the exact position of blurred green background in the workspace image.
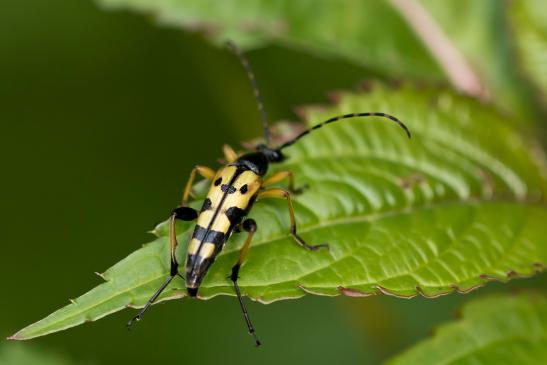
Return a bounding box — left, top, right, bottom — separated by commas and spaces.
1, 1, 545, 364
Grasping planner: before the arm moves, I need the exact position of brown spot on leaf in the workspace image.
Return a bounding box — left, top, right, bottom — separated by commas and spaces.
477, 168, 494, 198
358, 80, 374, 93
399, 173, 425, 189
327, 90, 342, 103
374, 284, 416, 299
507, 270, 518, 278
337, 286, 373, 297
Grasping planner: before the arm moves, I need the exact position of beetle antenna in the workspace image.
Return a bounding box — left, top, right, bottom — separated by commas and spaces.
226, 41, 271, 146
279, 112, 411, 150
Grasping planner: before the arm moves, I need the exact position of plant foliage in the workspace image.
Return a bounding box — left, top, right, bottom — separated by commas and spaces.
388, 292, 547, 365
98, 0, 544, 121
10, 84, 547, 340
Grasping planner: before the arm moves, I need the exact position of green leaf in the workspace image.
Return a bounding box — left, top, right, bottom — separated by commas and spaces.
96, 0, 443, 80
0, 344, 81, 365
96, 0, 543, 122
509, 0, 547, 108
415, 0, 542, 121
10, 84, 547, 340
387, 292, 547, 365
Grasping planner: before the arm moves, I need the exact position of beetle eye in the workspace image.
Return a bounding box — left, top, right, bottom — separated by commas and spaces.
270, 149, 286, 162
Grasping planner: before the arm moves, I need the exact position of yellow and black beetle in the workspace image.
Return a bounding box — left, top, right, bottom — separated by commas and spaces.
127, 42, 411, 346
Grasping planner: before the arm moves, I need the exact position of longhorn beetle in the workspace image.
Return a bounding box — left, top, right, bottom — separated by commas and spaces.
127, 41, 411, 346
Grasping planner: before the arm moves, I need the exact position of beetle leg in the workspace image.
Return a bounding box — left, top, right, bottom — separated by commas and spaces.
230, 218, 261, 346
223, 144, 239, 163
257, 188, 328, 251
181, 165, 216, 206
261, 170, 307, 194
127, 207, 197, 328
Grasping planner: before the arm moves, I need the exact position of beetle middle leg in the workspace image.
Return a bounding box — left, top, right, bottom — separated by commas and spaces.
257, 188, 328, 251
127, 206, 197, 328
261, 170, 307, 194
230, 218, 261, 346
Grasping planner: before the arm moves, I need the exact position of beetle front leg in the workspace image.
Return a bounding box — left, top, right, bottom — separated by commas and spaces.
223, 144, 239, 163
257, 188, 328, 251
181, 165, 216, 206
127, 207, 197, 328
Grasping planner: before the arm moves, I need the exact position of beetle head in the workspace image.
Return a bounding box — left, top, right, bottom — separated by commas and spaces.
256, 144, 286, 163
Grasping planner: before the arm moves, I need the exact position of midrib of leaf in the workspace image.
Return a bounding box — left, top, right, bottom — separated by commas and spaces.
147, 200, 540, 290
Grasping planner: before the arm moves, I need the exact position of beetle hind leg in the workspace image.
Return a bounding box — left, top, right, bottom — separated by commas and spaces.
230, 218, 261, 346
257, 188, 328, 251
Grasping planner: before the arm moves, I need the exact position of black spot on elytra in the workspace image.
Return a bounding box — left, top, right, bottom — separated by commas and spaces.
200, 198, 212, 212
240, 184, 248, 194
214, 177, 222, 186
221, 184, 236, 194
225, 206, 246, 225
192, 225, 225, 245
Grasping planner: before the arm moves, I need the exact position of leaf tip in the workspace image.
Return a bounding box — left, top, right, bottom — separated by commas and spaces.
6, 329, 26, 341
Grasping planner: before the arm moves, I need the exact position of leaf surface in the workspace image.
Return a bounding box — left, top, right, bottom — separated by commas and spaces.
388, 292, 547, 365
10, 84, 547, 340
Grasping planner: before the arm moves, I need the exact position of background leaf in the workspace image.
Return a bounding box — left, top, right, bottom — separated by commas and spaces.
0, 344, 84, 365
508, 0, 547, 110
415, 0, 543, 123
10, 83, 547, 340
97, 0, 545, 125
97, 0, 443, 80
387, 292, 547, 365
